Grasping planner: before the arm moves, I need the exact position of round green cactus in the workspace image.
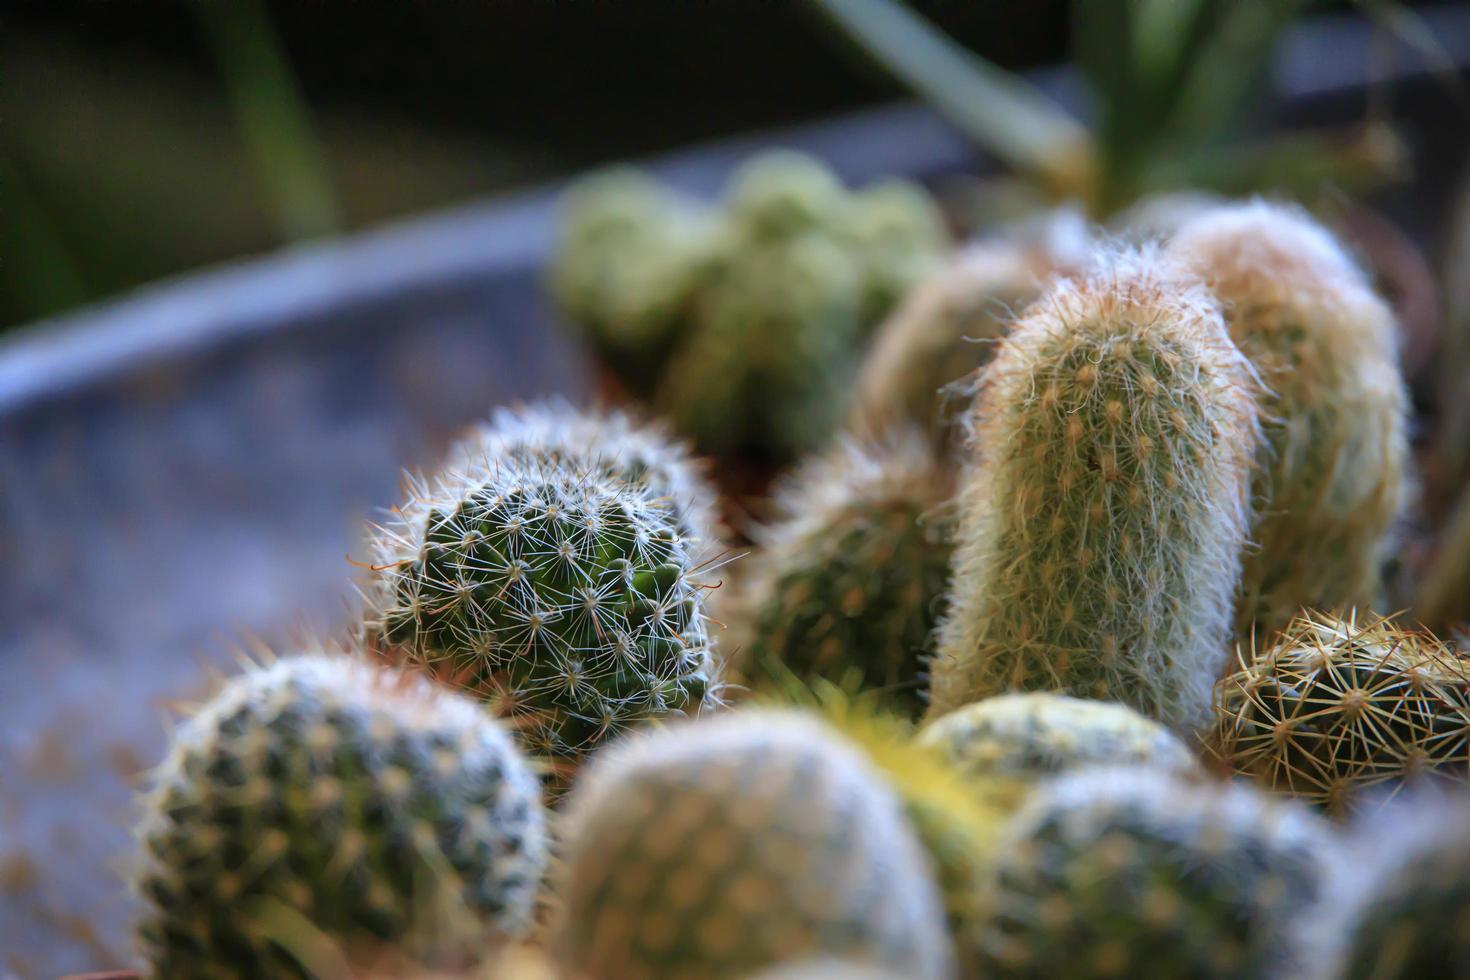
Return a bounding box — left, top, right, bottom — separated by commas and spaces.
929, 249, 1260, 733
977, 767, 1332, 979
363, 444, 721, 790
134, 653, 547, 977
839, 179, 950, 326
553, 709, 954, 980
1167, 202, 1409, 639
739, 433, 953, 719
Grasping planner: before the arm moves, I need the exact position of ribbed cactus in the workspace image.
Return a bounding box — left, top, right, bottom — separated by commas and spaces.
1211, 612, 1470, 817
740, 433, 953, 720
363, 441, 721, 790
134, 654, 547, 977
550, 168, 717, 389
977, 767, 1332, 979
929, 250, 1260, 732
920, 692, 1199, 786
1167, 202, 1409, 638
553, 710, 954, 980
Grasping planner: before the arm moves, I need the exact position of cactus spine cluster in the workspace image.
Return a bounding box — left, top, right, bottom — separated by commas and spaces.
134, 653, 547, 977
1167, 202, 1409, 638
740, 433, 954, 719
553, 710, 954, 980
1211, 611, 1470, 817
977, 767, 1332, 979
929, 249, 1260, 732
363, 412, 721, 789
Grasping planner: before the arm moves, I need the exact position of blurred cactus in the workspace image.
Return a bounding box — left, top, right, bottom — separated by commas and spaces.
851, 211, 1088, 450
550, 168, 718, 389
134, 653, 547, 977
840, 179, 952, 325
1211, 612, 1470, 817
1107, 191, 1227, 242
929, 250, 1259, 732
553, 710, 954, 980
363, 432, 721, 791
1167, 201, 1409, 639
739, 433, 953, 719
977, 767, 1332, 979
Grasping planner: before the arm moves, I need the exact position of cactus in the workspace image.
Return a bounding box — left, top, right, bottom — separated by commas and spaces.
550, 168, 718, 389
1167, 201, 1410, 638
362, 442, 721, 791
851, 213, 1086, 450
133, 653, 547, 977
839, 179, 950, 326
976, 767, 1332, 979
920, 692, 1200, 787
1211, 611, 1470, 817
553, 710, 954, 980
739, 433, 953, 720
929, 249, 1260, 732
1319, 789, 1470, 979
724, 150, 851, 242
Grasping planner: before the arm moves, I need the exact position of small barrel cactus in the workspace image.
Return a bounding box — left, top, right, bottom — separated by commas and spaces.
977, 767, 1333, 979
920, 692, 1200, 786
553, 710, 954, 980
1211, 611, 1470, 817
363, 443, 721, 790
725, 150, 851, 242
1167, 201, 1410, 638
550, 168, 718, 389
739, 433, 953, 720
929, 249, 1260, 732
133, 653, 547, 977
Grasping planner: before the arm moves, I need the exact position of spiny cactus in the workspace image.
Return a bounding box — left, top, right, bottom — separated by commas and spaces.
929, 249, 1260, 732
553, 710, 954, 980
363, 444, 721, 791
1211, 611, 1470, 817
1167, 201, 1410, 639
920, 692, 1199, 787
134, 653, 547, 978
739, 433, 953, 720
976, 767, 1333, 979
851, 213, 1086, 450
550, 168, 718, 388
1318, 789, 1470, 979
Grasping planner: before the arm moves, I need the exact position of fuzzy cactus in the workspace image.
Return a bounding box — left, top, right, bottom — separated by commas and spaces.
362, 441, 721, 790
851, 213, 1086, 449
739, 433, 953, 719
929, 249, 1260, 732
976, 767, 1332, 979
550, 168, 718, 389
920, 692, 1200, 787
133, 653, 547, 977
1211, 611, 1470, 817
1167, 202, 1410, 638
553, 710, 954, 980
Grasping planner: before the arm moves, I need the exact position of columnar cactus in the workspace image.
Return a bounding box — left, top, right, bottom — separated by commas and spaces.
553, 710, 954, 980
920, 692, 1199, 786
976, 767, 1332, 979
134, 653, 547, 977
1211, 611, 1470, 817
739, 433, 953, 720
929, 249, 1260, 732
363, 444, 721, 790
1167, 202, 1410, 638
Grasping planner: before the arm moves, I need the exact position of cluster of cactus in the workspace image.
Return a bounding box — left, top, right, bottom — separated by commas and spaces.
975, 767, 1333, 978
553, 709, 954, 980
738, 433, 954, 719
362, 405, 723, 791
1167, 201, 1409, 638
1212, 611, 1470, 816
929, 248, 1260, 733
134, 653, 547, 977
554, 150, 949, 457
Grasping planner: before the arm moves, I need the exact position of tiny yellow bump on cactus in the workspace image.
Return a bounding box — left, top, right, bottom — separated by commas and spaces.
1167, 201, 1410, 639
929, 248, 1260, 733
